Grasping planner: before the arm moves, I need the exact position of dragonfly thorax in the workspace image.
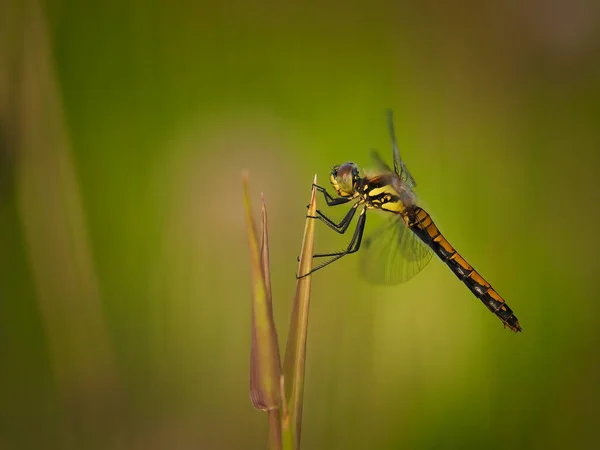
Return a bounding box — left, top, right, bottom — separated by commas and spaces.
330, 162, 360, 197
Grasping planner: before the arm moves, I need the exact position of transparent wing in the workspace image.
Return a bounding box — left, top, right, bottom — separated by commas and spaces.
387, 109, 417, 188
359, 214, 433, 285
369, 150, 394, 175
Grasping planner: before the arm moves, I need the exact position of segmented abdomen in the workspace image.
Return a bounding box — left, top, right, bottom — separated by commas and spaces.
405, 207, 521, 332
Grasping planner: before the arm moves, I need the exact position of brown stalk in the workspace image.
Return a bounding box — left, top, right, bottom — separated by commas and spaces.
282, 176, 318, 449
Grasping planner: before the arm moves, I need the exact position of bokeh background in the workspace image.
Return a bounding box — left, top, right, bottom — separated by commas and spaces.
1, 0, 600, 449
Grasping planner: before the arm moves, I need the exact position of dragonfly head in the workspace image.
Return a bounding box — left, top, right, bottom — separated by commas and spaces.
330, 162, 360, 197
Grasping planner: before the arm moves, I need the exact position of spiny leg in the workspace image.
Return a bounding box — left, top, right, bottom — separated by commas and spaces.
312, 183, 352, 207
297, 201, 360, 261
297, 207, 367, 278
309, 202, 359, 234
309, 183, 362, 232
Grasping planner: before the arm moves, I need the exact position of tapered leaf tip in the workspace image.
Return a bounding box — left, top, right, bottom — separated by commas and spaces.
244, 176, 281, 414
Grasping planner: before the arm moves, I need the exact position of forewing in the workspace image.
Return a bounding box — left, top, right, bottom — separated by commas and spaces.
370, 150, 394, 175
387, 109, 417, 188
359, 214, 433, 285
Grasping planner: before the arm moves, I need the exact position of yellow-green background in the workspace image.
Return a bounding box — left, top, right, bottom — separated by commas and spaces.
1, 1, 599, 449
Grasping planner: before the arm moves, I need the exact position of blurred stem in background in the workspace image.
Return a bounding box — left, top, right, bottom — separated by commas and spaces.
2, 0, 123, 447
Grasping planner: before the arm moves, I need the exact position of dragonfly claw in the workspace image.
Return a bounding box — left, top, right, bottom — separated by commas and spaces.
296, 271, 310, 279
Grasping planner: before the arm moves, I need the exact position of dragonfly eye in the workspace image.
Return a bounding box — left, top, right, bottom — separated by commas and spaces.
330, 162, 358, 196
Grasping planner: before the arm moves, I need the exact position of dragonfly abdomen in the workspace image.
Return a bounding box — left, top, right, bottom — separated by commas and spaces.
405, 207, 522, 332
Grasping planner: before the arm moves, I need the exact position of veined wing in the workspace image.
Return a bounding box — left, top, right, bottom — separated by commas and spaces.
387, 109, 417, 188
359, 214, 433, 285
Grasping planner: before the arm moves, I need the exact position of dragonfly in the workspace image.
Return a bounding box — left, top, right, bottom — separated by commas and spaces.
299, 110, 521, 332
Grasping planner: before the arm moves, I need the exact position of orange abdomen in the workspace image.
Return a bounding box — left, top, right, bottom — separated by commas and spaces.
405, 207, 521, 332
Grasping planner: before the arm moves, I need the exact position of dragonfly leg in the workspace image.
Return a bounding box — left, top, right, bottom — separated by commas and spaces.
309, 202, 359, 234
296, 203, 359, 262
297, 207, 367, 278
312, 184, 352, 207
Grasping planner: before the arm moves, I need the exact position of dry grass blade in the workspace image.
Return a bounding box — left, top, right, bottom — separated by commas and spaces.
260, 193, 273, 310
282, 176, 318, 449
242, 174, 283, 450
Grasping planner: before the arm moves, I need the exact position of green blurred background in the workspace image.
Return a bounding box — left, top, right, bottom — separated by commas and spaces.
1, 0, 600, 449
